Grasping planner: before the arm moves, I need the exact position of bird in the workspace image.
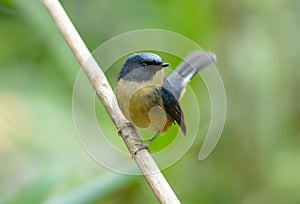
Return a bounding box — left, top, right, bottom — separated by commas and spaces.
115, 52, 216, 153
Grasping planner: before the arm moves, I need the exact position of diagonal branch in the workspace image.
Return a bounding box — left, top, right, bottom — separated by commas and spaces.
42, 0, 180, 203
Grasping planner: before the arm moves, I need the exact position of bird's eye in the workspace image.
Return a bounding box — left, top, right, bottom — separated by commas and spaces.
142, 62, 147, 66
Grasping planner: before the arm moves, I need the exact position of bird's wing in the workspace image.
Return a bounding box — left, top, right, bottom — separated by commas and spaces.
160, 86, 186, 135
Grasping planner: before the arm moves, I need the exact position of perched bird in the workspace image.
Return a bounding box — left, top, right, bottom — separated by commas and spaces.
115, 52, 216, 152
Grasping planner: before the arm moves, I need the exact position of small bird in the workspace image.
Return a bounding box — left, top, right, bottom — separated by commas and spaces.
116, 52, 216, 152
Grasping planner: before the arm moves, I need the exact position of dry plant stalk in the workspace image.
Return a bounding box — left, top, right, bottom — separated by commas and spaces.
42, 0, 181, 203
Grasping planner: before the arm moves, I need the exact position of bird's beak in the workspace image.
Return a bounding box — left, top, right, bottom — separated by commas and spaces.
161, 63, 169, 67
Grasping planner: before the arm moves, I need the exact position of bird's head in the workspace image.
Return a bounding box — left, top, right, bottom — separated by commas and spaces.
118, 52, 169, 81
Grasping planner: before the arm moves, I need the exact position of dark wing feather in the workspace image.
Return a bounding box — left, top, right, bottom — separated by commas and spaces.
161, 86, 186, 135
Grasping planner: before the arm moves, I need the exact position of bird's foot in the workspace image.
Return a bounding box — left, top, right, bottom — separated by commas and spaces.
118, 121, 133, 137
133, 143, 150, 155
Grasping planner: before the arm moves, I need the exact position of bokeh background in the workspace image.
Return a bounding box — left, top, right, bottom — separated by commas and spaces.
1, 0, 300, 203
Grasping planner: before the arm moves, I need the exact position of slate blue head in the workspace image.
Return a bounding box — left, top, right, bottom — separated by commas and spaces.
118, 52, 169, 81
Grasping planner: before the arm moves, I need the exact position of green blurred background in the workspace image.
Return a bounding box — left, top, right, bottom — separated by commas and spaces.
1, 0, 300, 203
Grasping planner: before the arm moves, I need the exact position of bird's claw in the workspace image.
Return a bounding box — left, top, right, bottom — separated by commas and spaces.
118, 122, 132, 136
133, 144, 150, 155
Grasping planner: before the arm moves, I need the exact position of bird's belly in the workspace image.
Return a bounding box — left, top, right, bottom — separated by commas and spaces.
116, 80, 172, 133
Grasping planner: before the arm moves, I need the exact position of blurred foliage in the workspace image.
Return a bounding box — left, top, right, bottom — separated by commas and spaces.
0, 0, 300, 203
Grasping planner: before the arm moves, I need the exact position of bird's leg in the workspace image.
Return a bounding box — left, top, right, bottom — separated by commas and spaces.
134, 131, 160, 155
145, 131, 160, 148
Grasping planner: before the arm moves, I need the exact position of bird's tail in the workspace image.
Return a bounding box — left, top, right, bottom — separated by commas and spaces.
167, 51, 217, 99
